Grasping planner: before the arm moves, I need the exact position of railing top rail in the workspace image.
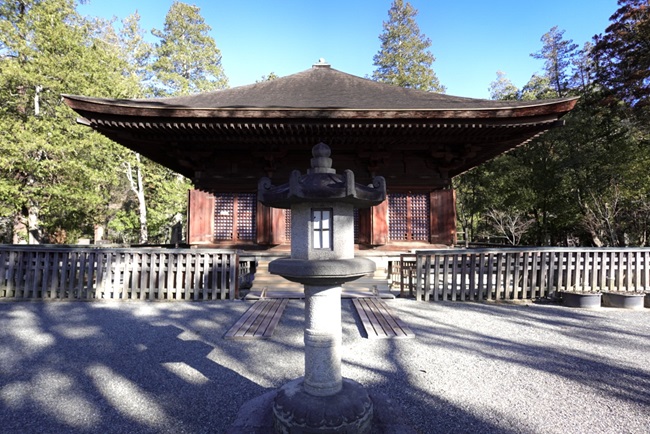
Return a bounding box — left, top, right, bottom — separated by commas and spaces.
414, 247, 650, 256
0, 245, 240, 255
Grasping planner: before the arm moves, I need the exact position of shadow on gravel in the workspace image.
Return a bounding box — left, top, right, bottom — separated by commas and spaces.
2, 300, 648, 434
0, 301, 292, 434
379, 300, 650, 433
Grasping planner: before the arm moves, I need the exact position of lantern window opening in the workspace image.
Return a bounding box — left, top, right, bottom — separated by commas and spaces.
312, 208, 333, 250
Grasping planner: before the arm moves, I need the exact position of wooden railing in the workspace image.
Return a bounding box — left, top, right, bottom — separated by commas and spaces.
405, 248, 650, 301
0, 246, 247, 301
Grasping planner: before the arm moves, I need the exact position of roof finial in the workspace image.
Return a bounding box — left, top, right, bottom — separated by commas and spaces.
313, 58, 330, 68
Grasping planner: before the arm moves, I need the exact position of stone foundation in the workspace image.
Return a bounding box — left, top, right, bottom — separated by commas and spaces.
272, 378, 373, 434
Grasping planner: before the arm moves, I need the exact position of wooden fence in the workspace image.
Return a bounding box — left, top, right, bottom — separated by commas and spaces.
0, 246, 248, 301
401, 247, 650, 301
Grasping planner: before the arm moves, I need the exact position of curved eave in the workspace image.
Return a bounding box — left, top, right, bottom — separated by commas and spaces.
62, 94, 578, 121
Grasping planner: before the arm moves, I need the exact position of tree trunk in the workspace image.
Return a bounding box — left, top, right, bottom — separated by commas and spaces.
126, 153, 148, 244
12, 213, 27, 244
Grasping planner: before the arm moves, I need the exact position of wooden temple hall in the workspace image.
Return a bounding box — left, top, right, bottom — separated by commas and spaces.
64, 61, 577, 253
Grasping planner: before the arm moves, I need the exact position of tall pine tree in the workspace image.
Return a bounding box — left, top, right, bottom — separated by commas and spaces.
151, 1, 228, 96
593, 0, 650, 121
530, 26, 578, 98
372, 0, 444, 92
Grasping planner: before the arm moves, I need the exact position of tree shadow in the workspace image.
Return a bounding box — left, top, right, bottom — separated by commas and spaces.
2, 299, 648, 433
347, 299, 650, 433
0, 300, 304, 434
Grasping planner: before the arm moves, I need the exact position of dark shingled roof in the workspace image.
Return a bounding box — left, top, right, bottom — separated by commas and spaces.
65, 63, 574, 112
62, 63, 579, 192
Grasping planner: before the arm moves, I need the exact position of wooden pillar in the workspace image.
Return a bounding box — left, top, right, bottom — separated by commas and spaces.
187, 189, 215, 245
430, 189, 457, 246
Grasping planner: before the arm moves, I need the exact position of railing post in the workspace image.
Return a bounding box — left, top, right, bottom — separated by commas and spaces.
232, 252, 240, 300
424, 254, 431, 301
415, 253, 423, 301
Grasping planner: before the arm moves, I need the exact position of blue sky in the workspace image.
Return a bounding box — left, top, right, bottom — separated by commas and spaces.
77, 0, 619, 99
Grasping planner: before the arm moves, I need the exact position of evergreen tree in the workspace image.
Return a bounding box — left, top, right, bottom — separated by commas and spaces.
488, 71, 519, 100
593, 0, 650, 123
372, 0, 445, 92
530, 26, 578, 98
151, 1, 228, 96
119, 11, 154, 95
0, 0, 140, 243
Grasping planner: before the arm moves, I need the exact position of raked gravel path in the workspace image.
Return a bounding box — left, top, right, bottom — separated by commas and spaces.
1, 298, 649, 434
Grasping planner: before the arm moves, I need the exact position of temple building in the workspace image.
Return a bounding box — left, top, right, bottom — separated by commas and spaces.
63, 61, 577, 252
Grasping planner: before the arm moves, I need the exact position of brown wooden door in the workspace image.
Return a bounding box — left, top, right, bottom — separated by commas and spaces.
214, 193, 257, 242
187, 189, 216, 244
388, 193, 430, 242
430, 189, 457, 245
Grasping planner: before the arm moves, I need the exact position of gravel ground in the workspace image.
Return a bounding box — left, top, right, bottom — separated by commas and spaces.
1, 298, 649, 434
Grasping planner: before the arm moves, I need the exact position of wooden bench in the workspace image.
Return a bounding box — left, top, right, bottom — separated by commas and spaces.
352, 298, 414, 339
224, 298, 289, 340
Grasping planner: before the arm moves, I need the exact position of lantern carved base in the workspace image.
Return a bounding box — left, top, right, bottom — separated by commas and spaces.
272, 377, 373, 434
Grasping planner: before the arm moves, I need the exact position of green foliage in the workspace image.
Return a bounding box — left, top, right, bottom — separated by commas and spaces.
456, 12, 650, 247
530, 26, 578, 97
372, 0, 445, 92
0, 0, 198, 244
593, 0, 650, 116
151, 1, 228, 96
488, 71, 519, 101
141, 160, 192, 243
0, 0, 141, 243
257, 72, 279, 82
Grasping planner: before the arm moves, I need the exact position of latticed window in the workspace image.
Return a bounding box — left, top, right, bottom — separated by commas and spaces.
388, 193, 430, 242
236, 194, 256, 241
285, 209, 292, 241
214, 193, 256, 241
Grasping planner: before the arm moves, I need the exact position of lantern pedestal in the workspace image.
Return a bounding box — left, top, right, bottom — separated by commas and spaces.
269, 259, 376, 433
273, 377, 373, 434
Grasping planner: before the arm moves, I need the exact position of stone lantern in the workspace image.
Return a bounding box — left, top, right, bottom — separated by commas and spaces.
258, 142, 386, 433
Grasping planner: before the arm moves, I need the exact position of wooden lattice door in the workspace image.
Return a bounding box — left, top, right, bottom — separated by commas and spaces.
214, 193, 257, 242
388, 193, 430, 242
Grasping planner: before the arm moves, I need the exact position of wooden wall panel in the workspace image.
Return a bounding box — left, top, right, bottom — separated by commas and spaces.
256, 202, 286, 246
358, 201, 388, 246
371, 200, 389, 246
430, 189, 457, 245
187, 189, 216, 244
271, 208, 287, 245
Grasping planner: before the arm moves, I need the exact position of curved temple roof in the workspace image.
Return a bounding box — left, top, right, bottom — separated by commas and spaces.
63, 63, 578, 191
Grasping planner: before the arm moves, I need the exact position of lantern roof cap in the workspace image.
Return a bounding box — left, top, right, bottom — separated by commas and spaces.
258, 143, 386, 209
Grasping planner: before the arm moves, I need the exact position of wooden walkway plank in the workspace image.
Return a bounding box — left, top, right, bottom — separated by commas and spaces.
371, 298, 411, 338
353, 298, 414, 339
224, 299, 288, 340
363, 298, 394, 337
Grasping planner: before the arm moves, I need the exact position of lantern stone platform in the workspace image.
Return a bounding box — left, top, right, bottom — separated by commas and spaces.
258, 143, 386, 433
